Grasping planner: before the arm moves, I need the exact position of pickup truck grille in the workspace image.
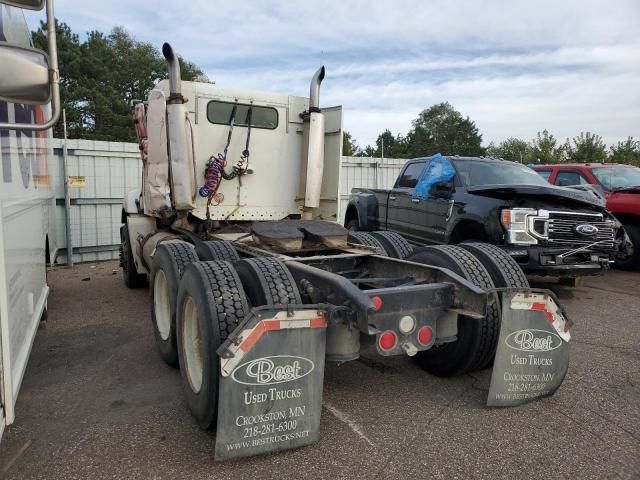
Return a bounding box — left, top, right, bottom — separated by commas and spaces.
545, 211, 616, 248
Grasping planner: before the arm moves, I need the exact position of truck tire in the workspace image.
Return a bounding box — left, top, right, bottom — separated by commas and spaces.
345, 219, 359, 231
614, 224, 640, 270
176, 261, 249, 430
235, 257, 302, 306
459, 243, 529, 288
195, 240, 240, 263
348, 231, 386, 255
406, 245, 499, 376
150, 241, 199, 367
370, 231, 413, 259
120, 224, 147, 289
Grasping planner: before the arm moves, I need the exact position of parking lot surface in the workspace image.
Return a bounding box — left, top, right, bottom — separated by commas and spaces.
0, 261, 638, 479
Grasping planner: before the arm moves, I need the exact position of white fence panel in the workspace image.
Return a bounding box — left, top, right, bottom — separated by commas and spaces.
51, 139, 141, 263
50, 142, 407, 263
339, 156, 405, 222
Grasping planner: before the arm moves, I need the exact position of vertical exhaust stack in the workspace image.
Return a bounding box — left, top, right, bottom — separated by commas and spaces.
162, 42, 196, 214
301, 66, 326, 220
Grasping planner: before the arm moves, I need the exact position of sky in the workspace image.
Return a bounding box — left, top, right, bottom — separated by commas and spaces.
26, 0, 640, 149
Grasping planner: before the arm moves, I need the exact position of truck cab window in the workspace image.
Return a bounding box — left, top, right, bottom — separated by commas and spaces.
536, 170, 552, 182
395, 161, 425, 188
555, 171, 589, 187
207, 101, 278, 130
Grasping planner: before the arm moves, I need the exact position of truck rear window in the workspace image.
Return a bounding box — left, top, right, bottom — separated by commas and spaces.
207, 101, 278, 130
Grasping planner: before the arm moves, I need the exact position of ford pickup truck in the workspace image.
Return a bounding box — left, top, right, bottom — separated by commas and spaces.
345, 155, 631, 277
533, 163, 640, 270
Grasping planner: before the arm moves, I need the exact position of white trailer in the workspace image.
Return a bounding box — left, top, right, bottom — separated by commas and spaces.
0, 0, 60, 439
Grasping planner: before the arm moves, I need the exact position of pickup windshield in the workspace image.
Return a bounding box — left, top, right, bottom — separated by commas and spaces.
453, 159, 549, 187
592, 167, 640, 190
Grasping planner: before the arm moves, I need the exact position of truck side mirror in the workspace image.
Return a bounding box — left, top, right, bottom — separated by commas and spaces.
1, 0, 45, 8
0, 44, 51, 104
0, 0, 60, 131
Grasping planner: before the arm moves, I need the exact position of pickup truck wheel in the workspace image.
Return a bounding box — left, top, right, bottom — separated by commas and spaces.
150, 241, 199, 367
459, 243, 529, 288
120, 224, 147, 289
407, 245, 499, 376
614, 224, 640, 270
370, 231, 413, 259
236, 257, 301, 306
195, 240, 240, 263
345, 220, 359, 231
348, 232, 387, 255
176, 261, 249, 430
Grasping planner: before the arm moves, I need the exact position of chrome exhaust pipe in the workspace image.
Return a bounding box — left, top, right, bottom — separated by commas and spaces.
309, 66, 325, 111
162, 42, 182, 101
300, 66, 326, 219
161, 42, 195, 210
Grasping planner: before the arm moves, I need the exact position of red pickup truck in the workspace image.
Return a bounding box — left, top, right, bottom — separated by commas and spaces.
532, 163, 640, 269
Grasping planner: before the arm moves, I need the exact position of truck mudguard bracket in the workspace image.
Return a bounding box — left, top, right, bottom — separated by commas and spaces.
488, 289, 571, 407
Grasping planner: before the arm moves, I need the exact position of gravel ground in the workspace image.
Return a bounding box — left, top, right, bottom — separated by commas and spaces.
0, 261, 638, 479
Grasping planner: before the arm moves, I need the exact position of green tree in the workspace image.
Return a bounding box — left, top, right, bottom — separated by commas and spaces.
32, 21, 84, 138
565, 132, 607, 163
32, 22, 203, 141
485, 137, 533, 163
530, 130, 565, 164
342, 131, 359, 156
405, 102, 484, 157
609, 137, 640, 165
375, 129, 409, 158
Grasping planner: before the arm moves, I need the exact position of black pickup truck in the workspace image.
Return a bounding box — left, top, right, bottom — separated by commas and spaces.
345, 155, 631, 277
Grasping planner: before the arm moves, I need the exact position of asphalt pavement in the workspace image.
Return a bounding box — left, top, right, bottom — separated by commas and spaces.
0, 261, 638, 479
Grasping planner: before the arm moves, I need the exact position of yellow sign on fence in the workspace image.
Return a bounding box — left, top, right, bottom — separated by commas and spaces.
68, 176, 86, 187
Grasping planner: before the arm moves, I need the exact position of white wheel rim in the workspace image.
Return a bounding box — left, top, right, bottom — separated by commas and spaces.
153, 270, 171, 340
182, 296, 203, 394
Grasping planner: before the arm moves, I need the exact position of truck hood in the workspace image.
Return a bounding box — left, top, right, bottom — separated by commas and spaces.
466, 184, 606, 209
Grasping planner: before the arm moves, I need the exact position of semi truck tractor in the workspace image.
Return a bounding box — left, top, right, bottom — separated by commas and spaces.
120, 43, 573, 460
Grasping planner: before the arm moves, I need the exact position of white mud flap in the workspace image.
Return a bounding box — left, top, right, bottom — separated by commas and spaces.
487, 290, 572, 407
215, 307, 327, 461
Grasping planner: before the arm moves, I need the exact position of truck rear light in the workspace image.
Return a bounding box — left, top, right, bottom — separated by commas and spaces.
371, 295, 383, 312
398, 315, 415, 334
379, 331, 396, 351
417, 326, 433, 346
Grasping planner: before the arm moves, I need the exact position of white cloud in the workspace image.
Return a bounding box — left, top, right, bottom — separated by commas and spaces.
25, 0, 640, 149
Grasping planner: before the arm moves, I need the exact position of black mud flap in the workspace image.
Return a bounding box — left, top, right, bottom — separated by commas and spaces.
214, 306, 327, 461
487, 290, 573, 407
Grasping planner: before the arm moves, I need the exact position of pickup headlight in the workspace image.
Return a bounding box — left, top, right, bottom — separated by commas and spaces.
501, 208, 538, 245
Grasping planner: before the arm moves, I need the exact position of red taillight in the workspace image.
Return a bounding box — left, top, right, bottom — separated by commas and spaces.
371, 295, 383, 312
417, 326, 433, 346
379, 331, 396, 351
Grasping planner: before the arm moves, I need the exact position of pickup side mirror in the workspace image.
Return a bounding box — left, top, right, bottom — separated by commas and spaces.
0, 0, 60, 130
430, 180, 454, 199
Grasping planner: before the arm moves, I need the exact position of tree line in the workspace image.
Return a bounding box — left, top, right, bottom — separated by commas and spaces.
343, 102, 640, 166
31, 21, 638, 164
32, 21, 203, 142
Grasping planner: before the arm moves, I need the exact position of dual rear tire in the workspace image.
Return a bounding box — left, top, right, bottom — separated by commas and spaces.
151, 241, 300, 430
408, 243, 528, 377
348, 230, 413, 259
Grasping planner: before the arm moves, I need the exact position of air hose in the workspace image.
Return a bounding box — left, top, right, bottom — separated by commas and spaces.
198, 103, 253, 211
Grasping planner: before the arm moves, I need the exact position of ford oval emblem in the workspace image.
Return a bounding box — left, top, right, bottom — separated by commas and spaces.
575, 224, 598, 236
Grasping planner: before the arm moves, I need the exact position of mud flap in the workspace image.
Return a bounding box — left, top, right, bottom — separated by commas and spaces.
487, 290, 572, 407
214, 307, 327, 461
